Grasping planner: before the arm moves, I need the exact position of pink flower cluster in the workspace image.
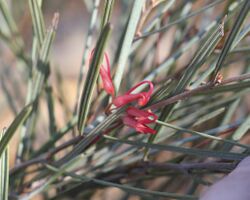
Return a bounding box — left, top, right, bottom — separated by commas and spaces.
90, 50, 158, 134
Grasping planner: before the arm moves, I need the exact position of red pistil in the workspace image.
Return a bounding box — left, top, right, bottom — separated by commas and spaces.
88, 50, 157, 134
126, 107, 157, 123
113, 80, 154, 108
89, 49, 115, 97
122, 107, 158, 134
100, 53, 115, 97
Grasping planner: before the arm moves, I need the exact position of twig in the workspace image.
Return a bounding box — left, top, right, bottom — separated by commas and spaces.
10, 156, 46, 175
133, 0, 226, 42
135, 161, 237, 173
148, 73, 250, 110
10, 136, 83, 174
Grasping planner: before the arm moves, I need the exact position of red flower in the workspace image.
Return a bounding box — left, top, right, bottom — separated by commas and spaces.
89, 50, 153, 108
113, 80, 154, 108
126, 106, 157, 123
122, 107, 158, 134
88, 50, 158, 134
89, 49, 115, 97
100, 53, 115, 97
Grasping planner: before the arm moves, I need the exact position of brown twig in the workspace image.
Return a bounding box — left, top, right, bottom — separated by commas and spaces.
136, 0, 163, 36
134, 161, 237, 173
41, 160, 239, 198
10, 135, 83, 174
148, 73, 250, 110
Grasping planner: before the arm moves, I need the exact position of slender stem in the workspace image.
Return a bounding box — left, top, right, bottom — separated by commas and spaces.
119, 161, 237, 173
133, 0, 226, 42
10, 136, 83, 174
148, 73, 250, 110
74, 0, 100, 114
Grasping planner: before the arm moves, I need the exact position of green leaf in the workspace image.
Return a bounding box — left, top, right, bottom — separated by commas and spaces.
231, 24, 250, 49
17, 14, 59, 161
155, 120, 249, 150
0, 0, 27, 65
47, 164, 198, 200
104, 135, 246, 161
0, 129, 9, 200
77, 23, 111, 134
193, 107, 226, 126
75, 0, 101, 114
211, 0, 250, 79
61, 108, 123, 166
0, 104, 33, 158
113, 0, 145, 92
134, 0, 225, 41
32, 16, 57, 99
232, 115, 250, 141
45, 85, 57, 136
100, 0, 115, 30
19, 156, 82, 200
28, 0, 46, 47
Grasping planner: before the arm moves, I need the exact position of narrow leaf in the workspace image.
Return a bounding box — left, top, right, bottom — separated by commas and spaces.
211, 0, 250, 79
47, 165, 198, 200
232, 115, 250, 141
75, 0, 101, 114
155, 120, 249, 150
104, 135, 246, 161
113, 0, 145, 92
78, 23, 111, 133
0, 104, 33, 158
0, 129, 9, 200
28, 0, 46, 47
100, 0, 115, 30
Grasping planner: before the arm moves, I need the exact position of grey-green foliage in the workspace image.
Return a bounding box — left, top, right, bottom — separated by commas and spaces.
0, 0, 249, 199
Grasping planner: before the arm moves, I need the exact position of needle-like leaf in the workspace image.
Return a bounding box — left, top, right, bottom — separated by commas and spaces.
78, 24, 111, 134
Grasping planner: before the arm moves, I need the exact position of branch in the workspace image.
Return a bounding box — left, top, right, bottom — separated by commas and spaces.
10, 135, 83, 174
148, 73, 250, 110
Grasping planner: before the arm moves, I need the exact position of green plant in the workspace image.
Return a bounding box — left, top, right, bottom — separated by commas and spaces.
0, 0, 250, 199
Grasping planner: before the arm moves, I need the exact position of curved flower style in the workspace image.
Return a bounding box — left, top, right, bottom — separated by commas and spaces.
122, 107, 158, 134
89, 49, 115, 97
100, 53, 115, 97
88, 50, 158, 134
122, 116, 156, 134
126, 106, 157, 123
112, 80, 154, 107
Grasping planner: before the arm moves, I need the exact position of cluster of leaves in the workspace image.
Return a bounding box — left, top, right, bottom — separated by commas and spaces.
0, 0, 250, 199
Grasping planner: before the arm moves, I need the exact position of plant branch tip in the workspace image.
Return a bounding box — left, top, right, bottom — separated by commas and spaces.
52, 12, 60, 30
219, 16, 226, 36
1, 127, 7, 133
